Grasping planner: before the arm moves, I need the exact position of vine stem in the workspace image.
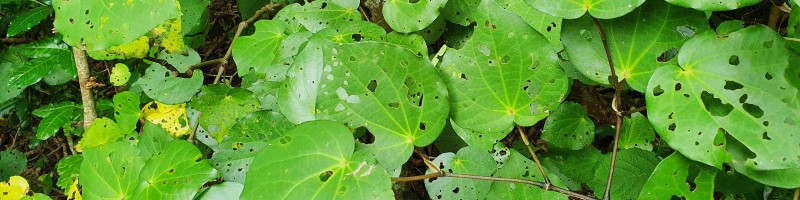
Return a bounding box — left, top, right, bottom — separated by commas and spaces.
391, 172, 596, 200
72, 44, 97, 129
212, 3, 284, 84
516, 125, 551, 187
591, 17, 625, 200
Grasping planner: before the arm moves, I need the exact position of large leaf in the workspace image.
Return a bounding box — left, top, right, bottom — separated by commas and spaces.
526, 0, 645, 19
488, 149, 568, 199
197, 182, 244, 200
134, 140, 219, 199
639, 153, 716, 200
424, 147, 495, 200
53, 0, 180, 50
190, 84, 261, 141
241, 121, 393, 200
0, 150, 26, 181
232, 20, 288, 76
561, 0, 709, 91
665, 0, 761, 11
439, 1, 569, 134
727, 133, 800, 188
80, 142, 145, 199
7, 6, 52, 37
113, 91, 141, 134
32, 102, 80, 140
588, 148, 661, 200
541, 102, 595, 150
382, 0, 448, 33
134, 49, 203, 104
279, 39, 449, 170
646, 25, 800, 171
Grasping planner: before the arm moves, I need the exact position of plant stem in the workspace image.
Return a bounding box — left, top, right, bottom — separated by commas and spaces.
391, 172, 596, 200
72, 45, 97, 129
516, 125, 551, 187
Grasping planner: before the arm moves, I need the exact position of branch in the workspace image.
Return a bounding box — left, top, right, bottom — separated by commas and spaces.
71, 45, 97, 129
391, 172, 596, 200
516, 125, 551, 187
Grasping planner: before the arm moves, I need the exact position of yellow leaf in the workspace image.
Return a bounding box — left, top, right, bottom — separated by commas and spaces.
0, 176, 29, 200
86, 36, 150, 60
153, 18, 186, 54
141, 101, 190, 137
66, 179, 81, 200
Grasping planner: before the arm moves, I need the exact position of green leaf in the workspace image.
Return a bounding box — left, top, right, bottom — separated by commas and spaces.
382, 0, 448, 33
561, 0, 709, 91
425, 147, 495, 200
280, 39, 449, 170
541, 102, 595, 150
55, 155, 82, 190
110, 63, 131, 86
665, 0, 761, 11
79, 118, 124, 149
0, 150, 26, 181
488, 149, 569, 199
726, 133, 800, 188
8, 55, 67, 88
190, 84, 261, 141
451, 119, 509, 152
138, 122, 174, 160
7, 6, 53, 37
497, 0, 563, 50
134, 49, 203, 104
588, 148, 661, 200
134, 140, 219, 199
197, 182, 243, 200
619, 113, 656, 151
232, 20, 288, 76
0, 62, 25, 104
440, 0, 480, 26
439, 1, 569, 134
275, 1, 362, 33
53, 0, 180, 50
646, 25, 800, 170
32, 102, 80, 140
242, 121, 393, 200
385, 32, 428, 58
180, 0, 210, 36
541, 147, 602, 186
639, 152, 716, 200
113, 91, 141, 134
81, 142, 144, 199
526, 0, 645, 19
433, 122, 469, 153
417, 16, 446, 44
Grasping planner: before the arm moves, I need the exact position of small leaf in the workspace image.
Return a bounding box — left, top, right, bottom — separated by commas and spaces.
80, 142, 144, 199
232, 20, 288, 76
56, 155, 82, 190
113, 91, 140, 134
242, 121, 394, 200
665, 0, 761, 11
133, 140, 218, 199
32, 102, 80, 140
133, 49, 203, 104
382, 0, 448, 33
190, 84, 261, 141
541, 102, 595, 150
588, 148, 661, 200
110, 63, 131, 86
425, 147, 495, 200
7, 6, 53, 37
619, 113, 656, 151
141, 101, 191, 138
488, 149, 569, 199
79, 118, 124, 149
0, 150, 27, 181
526, 0, 645, 19
639, 153, 716, 200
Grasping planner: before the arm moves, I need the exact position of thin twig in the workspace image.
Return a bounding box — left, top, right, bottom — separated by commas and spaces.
391, 172, 596, 200
621, 106, 646, 116
414, 149, 439, 173
64, 135, 77, 155
72, 44, 97, 129
516, 125, 551, 188
793, 187, 799, 200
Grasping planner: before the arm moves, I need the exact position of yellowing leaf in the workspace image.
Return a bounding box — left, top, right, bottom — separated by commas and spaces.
0, 176, 29, 200
110, 63, 131, 86
86, 36, 150, 60
153, 18, 186, 54
66, 179, 81, 200
141, 101, 190, 137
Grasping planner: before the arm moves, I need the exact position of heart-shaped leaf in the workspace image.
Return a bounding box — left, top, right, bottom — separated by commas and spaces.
526, 0, 645, 19
588, 148, 661, 200
79, 118, 124, 149
665, 0, 762, 11
541, 102, 595, 150
134, 49, 203, 104
242, 121, 393, 200
425, 147, 495, 200
274, 0, 362, 33
619, 113, 656, 151
113, 91, 141, 134
190, 84, 261, 141
382, 0, 448, 33
232, 20, 288, 76
134, 140, 219, 199
81, 142, 145, 199
639, 152, 716, 200
496, 0, 563, 50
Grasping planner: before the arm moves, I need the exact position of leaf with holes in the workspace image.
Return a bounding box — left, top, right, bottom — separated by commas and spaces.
32, 102, 80, 140
110, 63, 132, 86
496, 0, 563, 50
0, 176, 29, 200
588, 148, 661, 200
561, 0, 709, 92
646, 25, 800, 172
639, 152, 716, 200
133, 140, 219, 199
134, 49, 203, 104
87, 36, 150, 60
451, 119, 509, 152
488, 149, 569, 199
190, 84, 261, 142
425, 147, 495, 200
541, 102, 595, 150
138, 122, 174, 160
211, 111, 295, 183
79, 118, 125, 149
7, 6, 52, 37
439, 1, 568, 134
541, 147, 602, 186
241, 121, 393, 200
382, 0, 448, 33
113, 91, 140, 134
274, 0, 362, 33
232, 20, 288, 76
279, 38, 449, 170
526, 0, 645, 19
53, 0, 180, 50
80, 142, 144, 199
726, 132, 800, 188
619, 113, 656, 151
0, 150, 26, 181
665, 0, 761, 11
141, 101, 191, 138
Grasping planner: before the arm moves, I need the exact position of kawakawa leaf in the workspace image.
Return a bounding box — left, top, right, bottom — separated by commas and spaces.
646, 25, 800, 171
619, 113, 656, 151
141, 101, 191, 138
79, 118, 124, 149
588, 148, 661, 200
242, 121, 393, 200
273, 0, 362, 33
639, 152, 716, 200
133, 140, 218, 199
110, 63, 132, 86
53, 0, 180, 50
0, 176, 30, 200
133, 49, 203, 104
496, 0, 563, 50
279, 38, 449, 170
424, 147, 496, 200
232, 20, 288, 76
561, 0, 709, 92
665, 0, 762, 11
0, 150, 26, 181
541, 102, 595, 150
80, 142, 144, 199
113, 91, 141, 134
382, 0, 448, 33
526, 0, 645, 19
190, 84, 261, 142
488, 149, 569, 199
439, 1, 569, 134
